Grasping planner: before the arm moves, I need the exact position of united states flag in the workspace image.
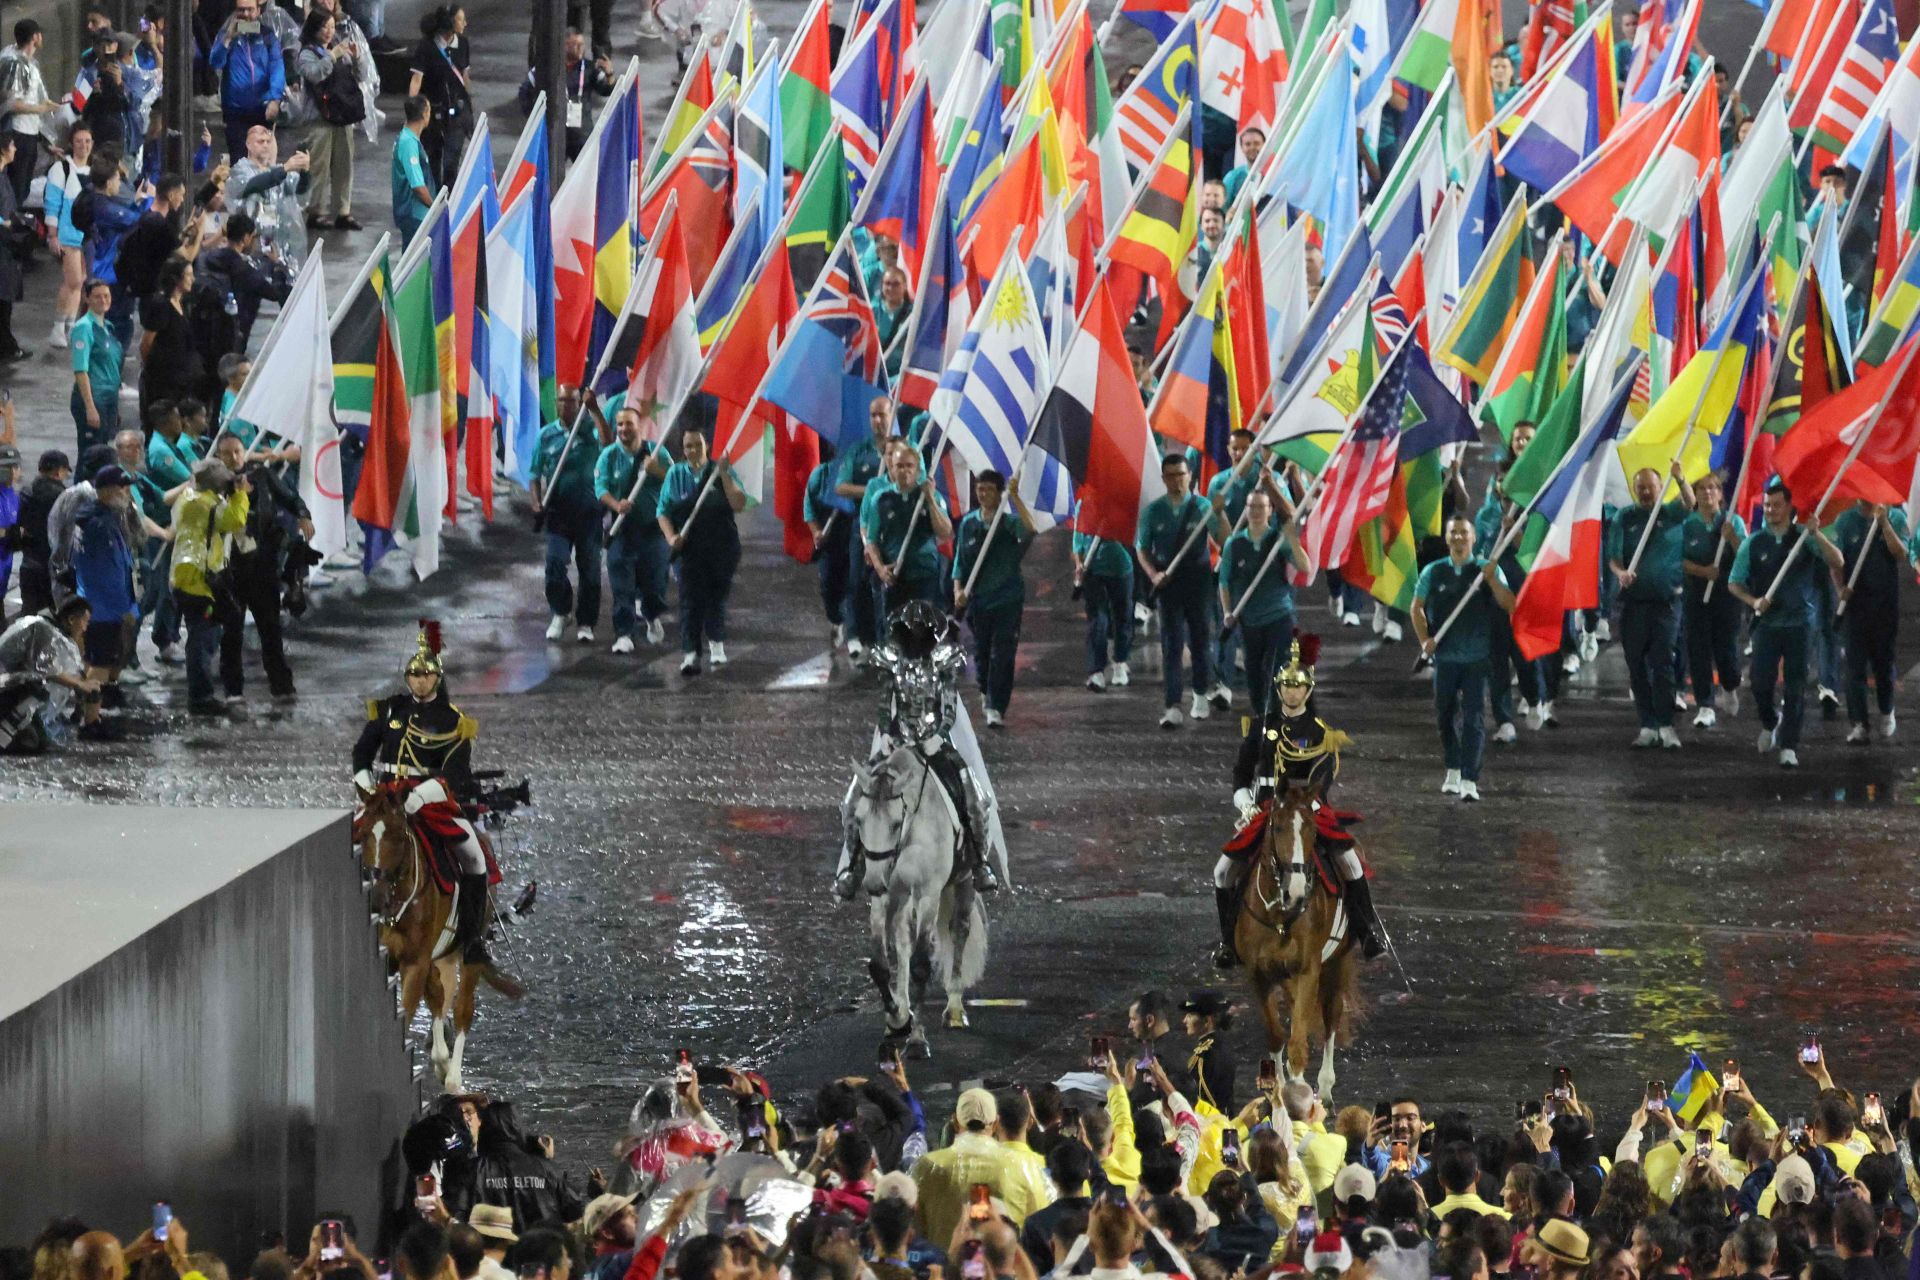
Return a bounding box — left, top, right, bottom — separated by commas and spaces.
1809, 0, 1899, 157
1303, 333, 1409, 570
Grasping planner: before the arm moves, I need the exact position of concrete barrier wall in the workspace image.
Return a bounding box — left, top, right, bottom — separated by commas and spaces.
0, 814, 419, 1264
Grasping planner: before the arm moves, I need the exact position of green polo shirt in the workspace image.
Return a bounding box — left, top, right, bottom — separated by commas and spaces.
1681, 510, 1746, 587
952, 506, 1031, 611
1072, 530, 1132, 579
531, 419, 600, 517
1730, 525, 1823, 631
70, 312, 123, 400
146, 432, 201, 491
594, 439, 663, 524
832, 436, 887, 512
860, 477, 945, 586
1826, 507, 1910, 601
1415, 556, 1506, 664
1136, 492, 1213, 592
1205, 465, 1259, 529
1217, 526, 1296, 626
1605, 499, 1690, 601
392, 128, 432, 229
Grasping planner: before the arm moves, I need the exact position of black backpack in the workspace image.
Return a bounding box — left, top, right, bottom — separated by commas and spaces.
314, 56, 365, 126
68, 185, 97, 234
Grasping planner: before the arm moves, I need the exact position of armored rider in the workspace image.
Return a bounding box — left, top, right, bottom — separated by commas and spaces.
834, 601, 1004, 899
1215, 637, 1385, 967
353, 624, 499, 965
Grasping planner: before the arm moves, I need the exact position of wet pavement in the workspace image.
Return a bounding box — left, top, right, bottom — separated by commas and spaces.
3, 0, 1915, 1174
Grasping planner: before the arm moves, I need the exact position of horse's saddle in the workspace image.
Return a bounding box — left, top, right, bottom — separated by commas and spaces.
1223, 802, 1363, 895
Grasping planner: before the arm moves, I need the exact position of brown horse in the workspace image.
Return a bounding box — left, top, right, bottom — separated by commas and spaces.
355, 787, 523, 1090
1232, 778, 1359, 1096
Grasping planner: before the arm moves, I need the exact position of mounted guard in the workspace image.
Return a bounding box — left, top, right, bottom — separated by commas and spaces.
1216, 636, 1384, 967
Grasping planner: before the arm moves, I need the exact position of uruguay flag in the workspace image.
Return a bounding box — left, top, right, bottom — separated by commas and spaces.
932, 243, 1052, 479
1510, 356, 1641, 660
1499, 14, 1616, 196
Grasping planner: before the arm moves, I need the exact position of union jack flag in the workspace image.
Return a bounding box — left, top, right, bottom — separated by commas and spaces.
689, 98, 735, 194
813, 246, 886, 388
1303, 322, 1407, 570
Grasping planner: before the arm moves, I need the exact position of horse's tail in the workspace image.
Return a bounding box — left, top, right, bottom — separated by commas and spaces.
473, 962, 528, 1000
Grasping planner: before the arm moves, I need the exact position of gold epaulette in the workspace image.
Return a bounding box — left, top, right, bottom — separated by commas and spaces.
365, 698, 381, 721
1326, 727, 1355, 752
455, 713, 479, 741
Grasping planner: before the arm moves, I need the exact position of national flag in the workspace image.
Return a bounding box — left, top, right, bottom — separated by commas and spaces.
786, 133, 855, 289
425, 204, 460, 521
1045, 6, 1128, 238
781, 0, 838, 171
861, 77, 940, 278
945, 49, 1011, 225
585, 75, 642, 384
1478, 235, 1568, 440
1806, 0, 1898, 163
1837, 129, 1900, 323
1147, 267, 1233, 454
1499, 13, 1617, 196
1858, 238, 1920, 368
499, 102, 556, 423
897, 176, 969, 410
486, 188, 542, 484
932, 244, 1053, 477
447, 118, 499, 517
1113, 10, 1200, 175
1671, 1052, 1721, 1127
1785, 0, 1858, 138
1270, 33, 1359, 266
1508, 358, 1640, 659
832, 20, 891, 197
1119, 0, 1188, 41
1839, 34, 1920, 209
651, 47, 715, 179
1621, 0, 1699, 117
759, 241, 890, 448
227, 249, 345, 556
964, 123, 1049, 279
552, 67, 629, 390
1269, 249, 1380, 440
1455, 140, 1505, 277
1775, 338, 1920, 505
1348, 352, 1477, 609
735, 54, 784, 248
1616, 72, 1721, 254
392, 235, 447, 578
1539, 79, 1679, 259
589, 198, 702, 427
1519, 0, 1580, 78
1202, 0, 1289, 134
988, 0, 1031, 96
344, 250, 414, 572
1108, 105, 1199, 340
1262, 217, 1313, 378
1433, 192, 1533, 385
1719, 82, 1801, 308
1303, 319, 1408, 570
1765, 0, 1839, 63
640, 96, 735, 290
1391, 0, 1497, 134
1367, 77, 1451, 283
1618, 258, 1770, 482
1032, 276, 1163, 541
704, 238, 800, 442
1760, 222, 1852, 435
848, 0, 919, 118
920, 0, 991, 108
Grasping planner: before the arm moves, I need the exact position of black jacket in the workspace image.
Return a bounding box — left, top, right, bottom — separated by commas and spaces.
17, 477, 63, 571
237, 459, 308, 555
117, 210, 186, 302
199, 244, 292, 348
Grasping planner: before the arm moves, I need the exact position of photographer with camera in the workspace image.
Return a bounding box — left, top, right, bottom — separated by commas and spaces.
169, 456, 248, 716
210, 431, 308, 706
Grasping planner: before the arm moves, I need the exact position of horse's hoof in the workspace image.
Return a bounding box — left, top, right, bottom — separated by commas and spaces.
945, 1005, 970, 1030
905, 1036, 932, 1060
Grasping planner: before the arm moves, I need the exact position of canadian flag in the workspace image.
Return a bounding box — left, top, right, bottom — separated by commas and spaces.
1201, 0, 1288, 134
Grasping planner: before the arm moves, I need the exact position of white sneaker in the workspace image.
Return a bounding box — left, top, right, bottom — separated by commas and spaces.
848, 639, 867, 667
1756, 727, 1776, 754
1594, 618, 1612, 644
1111, 661, 1131, 687
576, 626, 594, 643
1562, 653, 1581, 675
1538, 700, 1558, 728
1383, 619, 1404, 643
1845, 723, 1869, 745
1882, 710, 1898, 739
611, 636, 635, 655
679, 653, 700, 674
48, 319, 68, 348
1159, 706, 1184, 730
1692, 707, 1717, 729
305, 568, 335, 588
1778, 748, 1799, 768
323, 550, 360, 570
1716, 686, 1740, 716
1134, 602, 1152, 629
155, 643, 183, 665
1527, 704, 1546, 731
708, 641, 728, 667
1493, 722, 1517, 744
1674, 692, 1691, 714
1371, 603, 1387, 634
1657, 727, 1682, 749
1087, 671, 1108, 691
1441, 769, 1462, 795
118, 666, 151, 686
1633, 728, 1659, 748
646, 618, 666, 646
1207, 682, 1232, 710
1458, 780, 1481, 802
1188, 691, 1210, 720
983, 708, 1004, 728
546, 615, 567, 641
1579, 631, 1599, 662
1516, 698, 1533, 718
1341, 611, 1361, 627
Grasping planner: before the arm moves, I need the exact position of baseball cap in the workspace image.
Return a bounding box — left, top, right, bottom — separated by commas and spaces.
92, 464, 132, 489
0, 444, 21, 469
580, 1192, 638, 1241
1773, 1154, 1816, 1206
955, 1087, 998, 1131
39, 448, 70, 474
1333, 1164, 1377, 1204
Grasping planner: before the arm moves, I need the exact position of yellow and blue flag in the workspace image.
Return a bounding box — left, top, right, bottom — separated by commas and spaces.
588, 76, 642, 378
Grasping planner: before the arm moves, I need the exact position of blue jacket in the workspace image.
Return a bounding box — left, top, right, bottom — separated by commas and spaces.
209, 29, 285, 113
73, 501, 137, 623
85, 191, 149, 284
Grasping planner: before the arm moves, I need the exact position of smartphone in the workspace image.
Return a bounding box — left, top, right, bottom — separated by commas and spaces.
234, 19, 261, 34
153, 1203, 172, 1243
877, 1044, 900, 1067
1294, 1207, 1317, 1247
725, 1197, 748, 1229
414, 1173, 437, 1213
1103, 1185, 1130, 1208
1723, 1059, 1742, 1092
1800, 1035, 1820, 1064
738, 1095, 767, 1140
1258, 1058, 1277, 1089
1390, 1139, 1410, 1173
1222, 1128, 1242, 1168
1787, 1116, 1808, 1145
1552, 1066, 1571, 1101
1542, 1096, 1558, 1122
1863, 1093, 1884, 1127
968, 1183, 992, 1223
1090, 1036, 1109, 1070
675, 1049, 695, 1084
1646, 1080, 1668, 1112
960, 1241, 986, 1280
1135, 1047, 1155, 1073
320, 1221, 345, 1263
1695, 1129, 1713, 1160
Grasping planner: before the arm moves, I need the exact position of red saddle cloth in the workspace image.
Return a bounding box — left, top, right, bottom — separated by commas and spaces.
381, 782, 502, 893
1221, 802, 1366, 893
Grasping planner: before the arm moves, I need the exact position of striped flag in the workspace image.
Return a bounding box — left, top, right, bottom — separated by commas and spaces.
1303, 317, 1408, 570
1807, 0, 1899, 163
931, 244, 1053, 478
1113, 10, 1199, 174
759, 241, 890, 448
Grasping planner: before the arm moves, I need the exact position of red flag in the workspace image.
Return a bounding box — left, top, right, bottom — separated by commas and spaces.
705, 240, 798, 452
1774, 340, 1920, 508
350, 296, 413, 532
641, 108, 734, 290
1786, 3, 1857, 135
964, 131, 1047, 282
1548, 88, 1680, 257
1766, 0, 1837, 61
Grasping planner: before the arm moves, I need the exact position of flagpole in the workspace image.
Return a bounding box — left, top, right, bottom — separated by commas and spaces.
327, 234, 391, 335
1758, 339, 1920, 603
502, 91, 546, 186
1620, 221, 1775, 577
1096, 102, 1191, 265
1414, 354, 1649, 670
1832, 511, 1882, 620
1464, 228, 1565, 426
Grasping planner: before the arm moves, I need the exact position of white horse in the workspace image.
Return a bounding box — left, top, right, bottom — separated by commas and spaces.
847, 744, 990, 1057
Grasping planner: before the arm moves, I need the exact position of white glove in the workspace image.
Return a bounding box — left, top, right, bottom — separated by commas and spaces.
1233, 788, 1256, 824
403, 787, 427, 815
353, 769, 376, 795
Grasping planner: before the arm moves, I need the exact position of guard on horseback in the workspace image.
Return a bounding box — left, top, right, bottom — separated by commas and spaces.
1216, 636, 1385, 967
353, 623, 502, 966
834, 601, 1005, 900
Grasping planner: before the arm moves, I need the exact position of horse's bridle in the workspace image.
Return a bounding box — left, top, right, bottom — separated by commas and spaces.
857, 749, 933, 860
365, 801, 428, 929
1244, 794, 1313, 933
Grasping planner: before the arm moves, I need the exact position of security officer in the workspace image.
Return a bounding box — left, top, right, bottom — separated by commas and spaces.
1180, 990, 1236, 1114
861, 440, 950, 614
595, 404, 670, 654
1606, 460, 1694, 749
531, 385, 611, 644
1827, 499, 1909, 743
